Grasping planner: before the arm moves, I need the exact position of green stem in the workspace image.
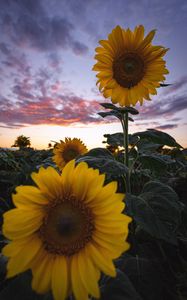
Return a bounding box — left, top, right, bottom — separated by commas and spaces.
124, 112, 129, 167
122, 112, 131, 193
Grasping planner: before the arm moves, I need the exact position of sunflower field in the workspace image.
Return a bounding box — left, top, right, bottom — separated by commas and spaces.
0, 25, 187, 300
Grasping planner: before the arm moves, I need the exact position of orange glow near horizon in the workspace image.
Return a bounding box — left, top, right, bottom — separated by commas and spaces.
1, 123, 187, 150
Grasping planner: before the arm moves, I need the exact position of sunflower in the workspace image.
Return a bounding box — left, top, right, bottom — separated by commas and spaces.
53, 138, 87, 170
2, 160, 131, 300
93, 25, 169, 106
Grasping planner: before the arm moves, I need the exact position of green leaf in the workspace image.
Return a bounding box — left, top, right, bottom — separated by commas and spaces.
0, 271, 53, 300
0, 255, 7, 285
98, 110, 122, 120
116, 255, 165, 300
138, 154, 168, 174
134, 129, 182, 148
100, 269, 143, 300
76, 148, 128, 178
160, 83, 171, 87
118, 106, 139, 115
103, 133, 124, 147
128, 134, 139, 146
100, 103, 118, 110
81, 147, 113, 158
99, 103, 139, 115
103, 133, 139, 147
128, 117, 134, 122
137, 140, 162, 153
125, 181, 182, 244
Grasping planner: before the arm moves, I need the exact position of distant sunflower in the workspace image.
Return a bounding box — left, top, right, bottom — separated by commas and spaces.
53, 138, 87, 169
93, 25, 169, 106
2, 160, 131, 300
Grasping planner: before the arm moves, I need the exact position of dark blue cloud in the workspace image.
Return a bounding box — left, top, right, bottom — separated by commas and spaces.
137, 92, 187, 120
155, 124, 178, 130
162, 75, 187, 95
0, 0, 88, 55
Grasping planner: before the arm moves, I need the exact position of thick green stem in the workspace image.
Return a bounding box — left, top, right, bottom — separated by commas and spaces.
122, 112, 131, 193
124, 112, 129, 167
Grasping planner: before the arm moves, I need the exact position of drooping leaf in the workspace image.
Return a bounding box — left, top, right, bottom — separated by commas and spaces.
133, 129, 182, 148
137, 154, 168, 174
125, 181, 183, 244
0, 271, 53, 300
76, 148, 128, 179
0, 255, 7, 287
116, 255, 165, 300
160, 83, 172, 87
99, 103, 139, 115
103, 133, 124, 147
100, 102, 118, 110
98, 110, 122, 120
137, 140, 162, 153
118, 106, 139, 115
100, 269, 143, 300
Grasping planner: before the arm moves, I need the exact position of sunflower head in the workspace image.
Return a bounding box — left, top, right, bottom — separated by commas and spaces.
2, 160, 131, 300
53, 137, 88, 170
93, 25, 169, 106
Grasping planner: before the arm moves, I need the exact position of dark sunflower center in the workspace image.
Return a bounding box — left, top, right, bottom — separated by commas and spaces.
39, 195, 94, 256
63, 148, 79, 162
113, 52, 145, 88
57, 216, 77, 236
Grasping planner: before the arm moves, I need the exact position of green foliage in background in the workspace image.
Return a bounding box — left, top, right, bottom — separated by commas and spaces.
0, 129, 187, 300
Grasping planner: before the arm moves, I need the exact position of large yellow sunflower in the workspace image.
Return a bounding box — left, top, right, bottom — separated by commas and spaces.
93, 25, 169, 106
53, 138, 87, 170
2, 160, 131, 300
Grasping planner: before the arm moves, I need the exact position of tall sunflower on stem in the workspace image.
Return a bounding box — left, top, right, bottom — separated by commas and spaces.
93, 25, 169, 107
93, 25, 169, 192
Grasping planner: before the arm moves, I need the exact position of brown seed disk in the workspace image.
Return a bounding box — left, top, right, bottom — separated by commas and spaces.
113, 52, 145, 88
39, 195, 95, 256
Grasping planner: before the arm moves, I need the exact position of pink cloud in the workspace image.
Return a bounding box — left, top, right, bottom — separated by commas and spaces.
0, 94, 109, 128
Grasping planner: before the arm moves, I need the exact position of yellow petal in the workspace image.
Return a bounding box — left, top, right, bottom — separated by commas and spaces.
77, 250, 100, 298
31, 167, 62, 199
103, 88, 112, 98
2, 235, 38, 257
71, 255, 89, 300
87, 243, 116, 277
6, 235, 42, 278
13, 186, 48, 209
51, 256, 68, 300
32, 250, 53, 294
99, 40, 115, 55
3, 208, 43, 239
61, 159, 76, 194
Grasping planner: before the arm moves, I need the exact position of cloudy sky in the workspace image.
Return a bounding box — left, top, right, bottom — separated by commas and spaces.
0, 0, 187, 149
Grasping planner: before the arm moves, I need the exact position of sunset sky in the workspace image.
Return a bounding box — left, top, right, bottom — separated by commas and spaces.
0, 0, 187, 149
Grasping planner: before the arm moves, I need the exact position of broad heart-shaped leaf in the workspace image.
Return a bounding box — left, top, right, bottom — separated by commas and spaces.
133, 129, 182, 148
99, 269, 143, 300
103, 133, 139, 147
0, 271, 53, 300
137, 153, 168, 174
115, 255, 165, 300
125, 181, 182, 245
137, 140, 162, 153
76, 148, 128, 179
103, 133, 124, 147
